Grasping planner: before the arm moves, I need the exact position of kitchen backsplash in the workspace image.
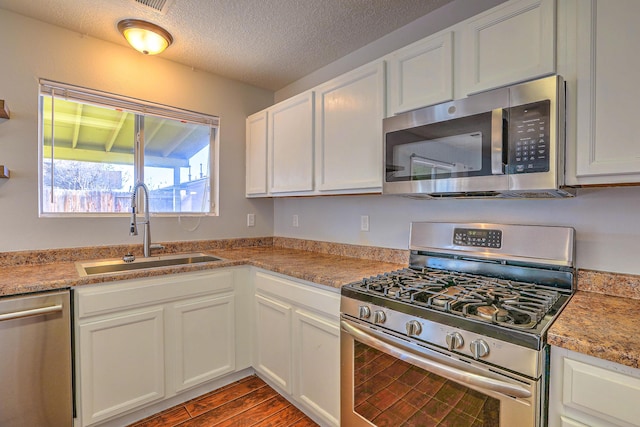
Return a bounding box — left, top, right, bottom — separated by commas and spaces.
0, 237, 274, 268
577, 269, 640, 300
273, 237, 409, 264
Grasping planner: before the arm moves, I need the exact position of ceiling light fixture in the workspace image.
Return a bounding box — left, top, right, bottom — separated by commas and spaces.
117, 19, 173, 55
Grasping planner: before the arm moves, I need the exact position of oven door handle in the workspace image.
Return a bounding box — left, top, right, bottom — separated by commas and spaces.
491, 108, 505, 175
341, 319, 532, 399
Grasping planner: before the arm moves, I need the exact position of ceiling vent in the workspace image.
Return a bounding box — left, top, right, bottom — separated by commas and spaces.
133, 0, 173, 14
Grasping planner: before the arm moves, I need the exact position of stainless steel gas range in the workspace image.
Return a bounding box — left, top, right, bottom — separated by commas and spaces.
340, 222, 575, 427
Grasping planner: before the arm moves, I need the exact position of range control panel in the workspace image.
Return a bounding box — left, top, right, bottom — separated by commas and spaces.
453, 228, 502, 248
508, 99, 551, 174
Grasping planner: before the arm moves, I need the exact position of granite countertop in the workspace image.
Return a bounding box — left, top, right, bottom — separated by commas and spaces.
0, 245, 405, 297
2, 240, 640, 371
548, 291, 640, 369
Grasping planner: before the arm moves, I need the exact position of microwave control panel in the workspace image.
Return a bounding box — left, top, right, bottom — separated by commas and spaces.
508, 100, 550, 174
453, 228, 502, 249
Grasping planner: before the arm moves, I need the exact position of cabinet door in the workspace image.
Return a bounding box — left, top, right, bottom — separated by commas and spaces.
169, 294, 235, 393
254, 293, 292, 393
78, 307, 165, 426
315, 61, 384, 193
461, 0, 555, 95
562, 357, 640, 426
567, 0, 640, 184
246, 110, 268, 196
293, 309, 340, 427
269, 91, 314, 194
387, 31, 453, 115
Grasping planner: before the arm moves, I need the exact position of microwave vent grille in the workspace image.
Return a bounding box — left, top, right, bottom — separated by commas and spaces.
401, 189, 576, 199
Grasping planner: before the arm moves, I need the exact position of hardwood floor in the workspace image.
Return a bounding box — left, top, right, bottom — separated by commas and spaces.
128, 375, 319, 427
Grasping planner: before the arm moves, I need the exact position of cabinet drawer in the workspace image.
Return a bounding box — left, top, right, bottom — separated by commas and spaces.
563, 357, 640, 426
76, 269, 234, 319
253, 270, 339, 317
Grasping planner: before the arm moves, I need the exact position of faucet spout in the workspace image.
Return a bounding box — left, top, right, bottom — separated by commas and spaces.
130, 181, 152, 257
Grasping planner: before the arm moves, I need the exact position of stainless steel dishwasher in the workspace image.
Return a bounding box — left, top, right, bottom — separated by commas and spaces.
0, 290, 73, 426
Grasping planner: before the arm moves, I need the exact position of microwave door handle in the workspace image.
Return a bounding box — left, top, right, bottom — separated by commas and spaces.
341, 319, 532, 399
491, 108, 505, 175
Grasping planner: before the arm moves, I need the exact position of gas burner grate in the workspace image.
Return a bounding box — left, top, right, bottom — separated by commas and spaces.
351, 267, 561, 329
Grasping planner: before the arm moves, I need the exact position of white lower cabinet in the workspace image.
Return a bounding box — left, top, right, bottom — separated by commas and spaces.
550, 346, 640, 427
293, 308, 340, 426
75, 266, 340, 426
75, 269, 237, 426
78, 306, 166, 425
169, 294, 235, 393
254, 293, 293, 393
253, 270, 340, 427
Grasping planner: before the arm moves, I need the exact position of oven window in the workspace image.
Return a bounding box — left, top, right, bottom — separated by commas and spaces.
354, 340, 500, 426
385, 112, 494, 182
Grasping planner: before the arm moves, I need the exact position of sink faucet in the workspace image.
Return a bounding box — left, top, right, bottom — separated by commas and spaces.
130, 181, 153, 257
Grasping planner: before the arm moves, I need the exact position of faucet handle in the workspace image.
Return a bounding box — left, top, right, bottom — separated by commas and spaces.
150, 244, 165, 252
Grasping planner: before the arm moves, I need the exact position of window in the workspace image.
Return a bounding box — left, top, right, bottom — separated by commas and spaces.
39, 80, 219, 216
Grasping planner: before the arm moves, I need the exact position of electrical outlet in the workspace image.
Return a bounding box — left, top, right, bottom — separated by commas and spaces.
360, 215, 370, 232
293, 214, 299, 227
247, 213, 255, 227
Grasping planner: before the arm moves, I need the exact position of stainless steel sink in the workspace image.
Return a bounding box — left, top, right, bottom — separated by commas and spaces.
76, 252, 223, 276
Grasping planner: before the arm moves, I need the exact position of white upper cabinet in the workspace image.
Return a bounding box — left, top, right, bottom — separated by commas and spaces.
315, 61, 385, 193
562, 0, 640, 185
245, 110, 268, 196
387, 31, 454, 115
269, 91, 314, 194
460, 0, 556, 95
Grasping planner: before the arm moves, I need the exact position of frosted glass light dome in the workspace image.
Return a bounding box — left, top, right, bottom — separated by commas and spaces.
117, 19, 173, 55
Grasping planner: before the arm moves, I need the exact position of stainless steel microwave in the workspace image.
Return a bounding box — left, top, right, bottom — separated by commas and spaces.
383, 75, 574, 198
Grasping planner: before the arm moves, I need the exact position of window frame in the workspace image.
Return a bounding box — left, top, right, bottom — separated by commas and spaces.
38, 79, 220, 217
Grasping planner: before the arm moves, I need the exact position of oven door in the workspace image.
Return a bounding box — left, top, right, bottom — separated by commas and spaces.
383, 98, 508, 196
341, 317, 541, 427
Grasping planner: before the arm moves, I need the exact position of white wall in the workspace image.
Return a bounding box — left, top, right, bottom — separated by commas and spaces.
274, 187, 640, 275
0, 9, 274, 252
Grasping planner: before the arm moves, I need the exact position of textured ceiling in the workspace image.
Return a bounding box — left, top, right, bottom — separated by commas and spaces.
0, 0, 454, 91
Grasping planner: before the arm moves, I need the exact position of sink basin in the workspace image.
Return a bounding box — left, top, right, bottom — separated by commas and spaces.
76, 252, 224, 276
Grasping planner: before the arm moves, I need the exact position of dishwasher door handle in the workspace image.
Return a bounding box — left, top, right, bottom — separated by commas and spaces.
0, 304, 63, 322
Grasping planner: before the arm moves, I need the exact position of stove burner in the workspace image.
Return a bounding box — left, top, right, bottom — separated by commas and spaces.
476, 305, 509, 322
352, 267, 561, 330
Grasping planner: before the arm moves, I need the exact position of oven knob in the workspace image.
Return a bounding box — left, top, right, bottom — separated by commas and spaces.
445, 332, 464, 351
358, 305, 371, 319
373, 310, 386, 324
405, 320, 422, 336
470, 339, 490, 360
